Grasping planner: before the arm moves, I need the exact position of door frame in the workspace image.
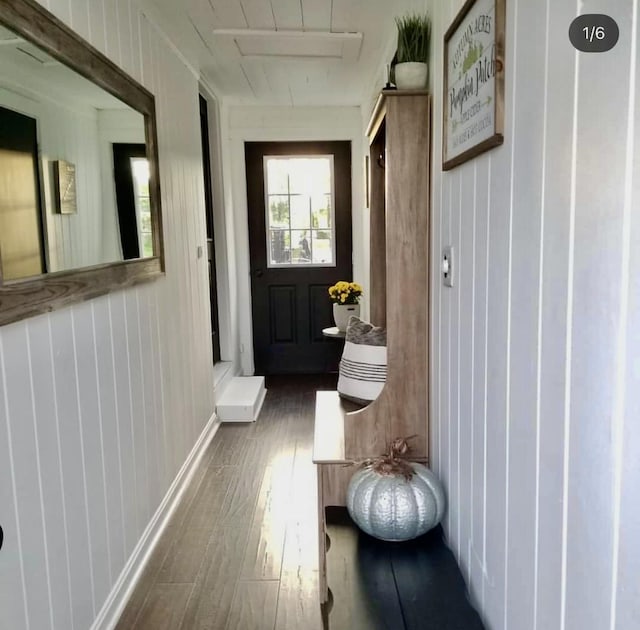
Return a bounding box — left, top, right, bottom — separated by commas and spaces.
245, 140, 353, 375
198, 86, 233, 368
199, 94, 221, 363
112, 142, 147, 259
224, 106, 367, 376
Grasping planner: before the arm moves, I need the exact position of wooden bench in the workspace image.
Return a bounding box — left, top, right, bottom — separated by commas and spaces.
310, 91, 484, 628
313, 392, 484, 630
313, 390, 426, 603
324, 508, 485, 630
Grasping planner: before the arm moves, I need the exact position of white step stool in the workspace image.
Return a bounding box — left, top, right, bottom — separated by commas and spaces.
216, 376, 266, 423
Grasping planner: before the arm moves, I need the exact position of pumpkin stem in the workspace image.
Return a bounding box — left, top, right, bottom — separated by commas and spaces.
388, 436, 416, 458
358, 435, 418, 480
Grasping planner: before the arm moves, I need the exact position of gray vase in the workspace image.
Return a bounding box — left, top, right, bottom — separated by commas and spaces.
394, 62, 429, 89
333, 303, 360, 331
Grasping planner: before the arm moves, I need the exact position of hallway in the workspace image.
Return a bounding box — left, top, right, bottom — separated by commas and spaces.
115, 375, 336, 630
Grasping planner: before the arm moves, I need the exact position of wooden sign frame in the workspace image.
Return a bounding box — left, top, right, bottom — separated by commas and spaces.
443, 0, 505, 170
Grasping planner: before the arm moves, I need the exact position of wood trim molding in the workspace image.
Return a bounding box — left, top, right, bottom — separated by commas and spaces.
0, 258, 163, 326
369, 130, 386, 327
366, 89, 429, 140
0, 0, 165, 326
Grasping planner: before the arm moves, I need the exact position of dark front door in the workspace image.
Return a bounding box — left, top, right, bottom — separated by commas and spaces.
246, 141, 352, 375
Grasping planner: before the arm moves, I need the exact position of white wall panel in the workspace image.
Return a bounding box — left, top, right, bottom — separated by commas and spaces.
616, 21, 640, 621
0, 352, 29, 630
49, 307, 96, 630
71, 301, 111, 607
0, 1, 216, 628
116, 0, 137, 81
107, 290, 140, 555
447, 169, 461, 554
91, 297, 127, 574
470, 158, 489, 606
27, 317, 74, 630
103, 0, 120, 65
124, 291, 151, 537
565, 2, 634, 627
430, 0, 640, 629
135, 290, 156, 511
87, 0, 107, 55
534, 1, 575, 627
504, 0, 546, 627
481, 143, 509, 627
68, 0, 90, 42
439, 171, 451, 537
0, 326, 53, 630
138, 9, 153, 91
458, 159, 475, 581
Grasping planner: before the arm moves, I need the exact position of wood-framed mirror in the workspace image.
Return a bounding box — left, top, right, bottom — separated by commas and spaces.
0, 0, 164, 326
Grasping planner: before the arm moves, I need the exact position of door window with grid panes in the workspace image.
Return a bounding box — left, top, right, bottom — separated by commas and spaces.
263, 155, 335, 267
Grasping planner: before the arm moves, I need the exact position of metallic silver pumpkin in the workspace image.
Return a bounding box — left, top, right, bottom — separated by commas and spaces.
346, 463, 446, 541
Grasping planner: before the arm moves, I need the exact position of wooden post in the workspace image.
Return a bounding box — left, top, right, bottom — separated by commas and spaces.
344, 91, 431, 461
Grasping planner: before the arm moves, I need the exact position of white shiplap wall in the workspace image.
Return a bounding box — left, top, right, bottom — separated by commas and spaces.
429, 0, 640, 629
0, 1, 215, 629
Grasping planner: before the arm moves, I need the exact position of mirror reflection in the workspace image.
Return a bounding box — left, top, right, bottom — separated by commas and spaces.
0, 23, 149, 281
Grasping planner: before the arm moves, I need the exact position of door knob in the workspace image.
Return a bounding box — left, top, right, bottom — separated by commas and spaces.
254, 269, 264, 277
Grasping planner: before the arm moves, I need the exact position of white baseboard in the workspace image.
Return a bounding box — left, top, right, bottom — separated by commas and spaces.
90, 412, 221, 630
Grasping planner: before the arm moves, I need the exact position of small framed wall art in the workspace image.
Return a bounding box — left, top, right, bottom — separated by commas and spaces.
53, 159, 77, 214
443, 0, 505, 170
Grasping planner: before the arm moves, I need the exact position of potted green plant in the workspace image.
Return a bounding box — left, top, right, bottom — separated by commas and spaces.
394, 13, 431, 89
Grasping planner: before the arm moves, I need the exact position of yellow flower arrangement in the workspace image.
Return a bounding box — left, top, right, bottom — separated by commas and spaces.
328, 280, 363, 305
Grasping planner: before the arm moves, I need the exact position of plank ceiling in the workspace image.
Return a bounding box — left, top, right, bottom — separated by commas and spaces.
146, 0, 425, 106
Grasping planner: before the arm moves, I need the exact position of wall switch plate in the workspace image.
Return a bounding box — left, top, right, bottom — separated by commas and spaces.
442, 246, 454, 287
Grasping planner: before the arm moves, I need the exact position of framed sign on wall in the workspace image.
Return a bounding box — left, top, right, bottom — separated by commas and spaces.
443, 0, 505, 170
53, 159, 77, 214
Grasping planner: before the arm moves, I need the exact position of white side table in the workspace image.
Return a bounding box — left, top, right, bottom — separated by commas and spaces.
322, 326, 346, 339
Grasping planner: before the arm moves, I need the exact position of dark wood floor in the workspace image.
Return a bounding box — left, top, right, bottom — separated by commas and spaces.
116, 374, 337, 630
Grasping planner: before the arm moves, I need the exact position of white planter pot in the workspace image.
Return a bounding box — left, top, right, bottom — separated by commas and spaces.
394, 62, 429, 90
333, 303, 360, 332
